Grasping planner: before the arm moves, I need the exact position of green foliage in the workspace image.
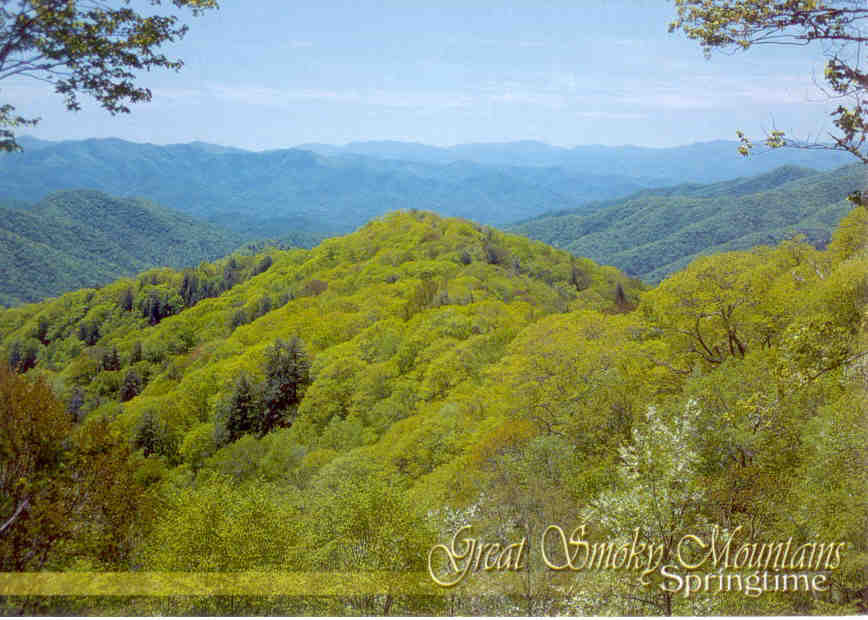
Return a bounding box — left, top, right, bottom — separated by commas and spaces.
0, 190, 245, 306
1, 208, 864, 614
214, 374, 263, 448
262, 337, 311, 434
0, 365, 153, 573
512, 164, 863, 282
670, 0, 866, 162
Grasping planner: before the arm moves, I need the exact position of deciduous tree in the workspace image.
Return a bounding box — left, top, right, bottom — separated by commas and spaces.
0, 0, 218, 151
670, 0, 867, 162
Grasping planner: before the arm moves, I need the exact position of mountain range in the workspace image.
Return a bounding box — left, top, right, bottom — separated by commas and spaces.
296, 138, 852, 180
0, 190, 245, 306
509, 163, 865, 282
0, 136, 853, 240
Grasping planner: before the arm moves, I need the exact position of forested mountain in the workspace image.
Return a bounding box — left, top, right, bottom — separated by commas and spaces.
1, 207, 865, 615
298, 139, 852, 181
510, 164, 865, 282
0, 137, 654, 237
1, 137, 853, 241
0, 190, 247, 306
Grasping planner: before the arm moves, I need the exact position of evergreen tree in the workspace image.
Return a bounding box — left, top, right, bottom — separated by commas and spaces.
229, 309, 248, 330
8, 341, 38, 373
253, 255, 273, 276
261, 337, 311, 435
35, 317, 51, 345
77, 322, 100, 346
214, 374, 263, 447
257, 295, 272, 318
133, 410, 168, 458
102, 347, 121, 371
66, 388, 85, 422
570, 264, 591, 291
119, 370, 142, 402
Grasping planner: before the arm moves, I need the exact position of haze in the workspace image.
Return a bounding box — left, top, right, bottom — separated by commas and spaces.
3, 0, 835, 150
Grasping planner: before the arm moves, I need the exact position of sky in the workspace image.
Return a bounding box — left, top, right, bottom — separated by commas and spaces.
3, 0, 841, 150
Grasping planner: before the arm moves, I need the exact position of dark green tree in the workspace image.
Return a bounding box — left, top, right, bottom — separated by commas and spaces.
133, 410, 169, 458
570, 264, 591, 291
119, 369, 142, 402
130, 341, 143, 364
35, 317, 50, 345
66, 387, 85, 422
261, 337, 311, 435
257, 295, 272, 318
229, 309, 248, 330
178, 272, 201, 306
7, 340, 37, 373
253, 255, 273, 276
102, 347, 121, 371
77, 322, 100, 346
214, 374, 263, 447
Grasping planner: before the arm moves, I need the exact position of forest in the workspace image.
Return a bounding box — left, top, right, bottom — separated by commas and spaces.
0, 190, 253, 306
511, 164, 864, 282
0, 205, 865, 615
0, 163, 858, 308
0, 0, 866, 615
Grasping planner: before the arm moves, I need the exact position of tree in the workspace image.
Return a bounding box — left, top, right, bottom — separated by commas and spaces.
119, 368, 141, 402
670, 0, 867, 163
0, 0, 218, 152
0, 364, 150, 572
261, 336, 311, 435
7, 339, 37, 372
101, 346, 121, 371
0, 363, 70, 569
133, 409, 173, 458
214, 373, 263, 447
129, 340, 143, 364
586, 401, 708, 616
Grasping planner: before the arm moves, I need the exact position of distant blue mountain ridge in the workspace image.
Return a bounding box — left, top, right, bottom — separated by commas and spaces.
1, 136, 853, 239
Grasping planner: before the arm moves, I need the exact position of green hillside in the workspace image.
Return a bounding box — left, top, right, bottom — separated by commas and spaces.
510, 164, 865, 282
1, 208, 865, 615
0, 190, 248, 306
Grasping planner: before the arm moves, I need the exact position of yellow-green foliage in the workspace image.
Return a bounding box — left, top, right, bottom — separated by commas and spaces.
1, 208, 864, 616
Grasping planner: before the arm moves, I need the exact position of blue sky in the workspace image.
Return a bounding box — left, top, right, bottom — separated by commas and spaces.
5, 0, 837, 150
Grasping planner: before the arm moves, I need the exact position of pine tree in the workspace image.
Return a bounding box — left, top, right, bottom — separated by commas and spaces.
253, 255, 273, 276
78, 322, 100, 346
119, 370, 142, 402
67, 388, 85, 422
9, 341, 38, 373
133, 410, 167, 458
102, 347, 121, 371
215, 374, 263, 447
260, 337, 311, 435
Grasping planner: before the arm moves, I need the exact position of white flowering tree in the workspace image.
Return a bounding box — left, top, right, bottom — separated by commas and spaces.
581, 400, 711, 616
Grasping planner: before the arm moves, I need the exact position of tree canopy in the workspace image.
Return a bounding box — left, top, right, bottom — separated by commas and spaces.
670, 0, 867, 163
0, 0, 217, 151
